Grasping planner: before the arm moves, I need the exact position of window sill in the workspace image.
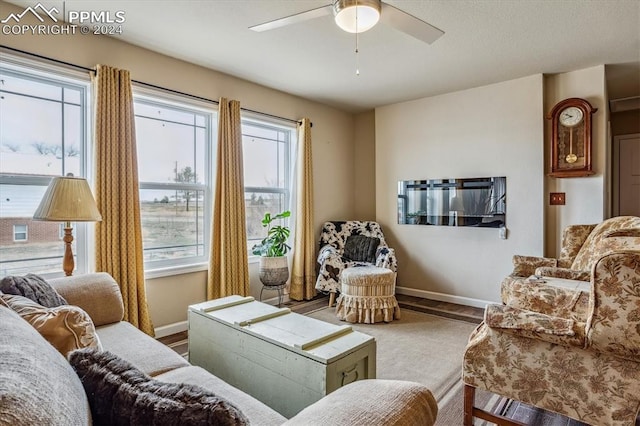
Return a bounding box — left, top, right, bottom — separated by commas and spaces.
144, 262, 209, 280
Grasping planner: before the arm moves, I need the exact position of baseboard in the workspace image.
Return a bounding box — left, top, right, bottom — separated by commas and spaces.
396, 286, 493, 309
155, 320, 188, 339
260, 293, 291, 306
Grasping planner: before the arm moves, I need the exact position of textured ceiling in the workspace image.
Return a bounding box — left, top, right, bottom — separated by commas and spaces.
4, 0, 640, 112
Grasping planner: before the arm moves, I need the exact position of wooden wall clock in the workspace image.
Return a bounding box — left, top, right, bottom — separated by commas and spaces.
547, 97, 597, 177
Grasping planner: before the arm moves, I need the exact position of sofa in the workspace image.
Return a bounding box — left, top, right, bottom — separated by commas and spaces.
0, 272, 438, 425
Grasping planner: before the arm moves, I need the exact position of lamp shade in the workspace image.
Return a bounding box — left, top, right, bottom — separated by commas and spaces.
33, 176, 102, 222
333, 0, 381, 33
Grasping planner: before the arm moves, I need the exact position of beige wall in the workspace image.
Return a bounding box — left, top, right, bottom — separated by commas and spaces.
375, 75, 545, 303
0, 1, 358, 329
544, 66, 608, 257
354, 110, 376, 220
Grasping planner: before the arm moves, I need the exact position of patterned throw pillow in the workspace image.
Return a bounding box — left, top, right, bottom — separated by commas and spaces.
343, 235, 380, 263
0, 274, 67, 307
68, 348, 249, 426
0, 294, 101, 356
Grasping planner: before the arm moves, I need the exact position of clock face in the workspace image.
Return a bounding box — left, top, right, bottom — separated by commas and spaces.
559, 106, 584, 127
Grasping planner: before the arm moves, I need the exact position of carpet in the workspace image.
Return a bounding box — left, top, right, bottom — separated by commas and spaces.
308, 307, 479, 401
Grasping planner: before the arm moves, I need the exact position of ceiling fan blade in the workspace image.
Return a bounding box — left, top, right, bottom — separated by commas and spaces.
249, 5, 333, 32
380, 3, 444, 44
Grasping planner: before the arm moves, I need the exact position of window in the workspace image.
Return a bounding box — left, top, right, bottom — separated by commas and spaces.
134, 96, 213, 269
0, 61, 89, 277
242, 118, 293, 254
13, 225, 27, 242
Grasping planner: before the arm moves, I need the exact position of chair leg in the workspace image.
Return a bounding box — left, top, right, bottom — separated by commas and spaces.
464, 384, 527, 426
329, 292, 336, 307
464, 384, 475, 426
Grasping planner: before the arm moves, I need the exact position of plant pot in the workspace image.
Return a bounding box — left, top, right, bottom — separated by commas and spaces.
259, 256, 289, 287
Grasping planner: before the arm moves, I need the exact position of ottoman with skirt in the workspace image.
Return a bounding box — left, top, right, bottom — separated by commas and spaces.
336, 266, 401, 324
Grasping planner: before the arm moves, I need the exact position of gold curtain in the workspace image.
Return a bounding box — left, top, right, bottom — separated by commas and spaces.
207, 98, 250, 300
290, 118, 316, 301
93, 64, 154, 336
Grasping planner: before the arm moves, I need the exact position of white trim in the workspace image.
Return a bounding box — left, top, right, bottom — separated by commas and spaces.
395, 286, 494, 309
145, 262, 208, 279
155, 320, 188, 339
259, 293, 291, 306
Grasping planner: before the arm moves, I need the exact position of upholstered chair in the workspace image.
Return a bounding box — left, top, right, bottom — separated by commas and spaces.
509, 215, 640, 281
462, 237, 640, 426
315, 221, 397, 305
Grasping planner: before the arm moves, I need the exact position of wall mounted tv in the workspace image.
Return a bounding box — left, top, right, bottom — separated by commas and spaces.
398, 177, 506, 227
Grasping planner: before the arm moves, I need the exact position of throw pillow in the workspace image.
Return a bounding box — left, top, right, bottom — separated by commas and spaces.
68, 348, 249, 426
0, 304, 91, 425
343, 235, 380, 263
0, 274, 67, 307
1, 294, 101, 356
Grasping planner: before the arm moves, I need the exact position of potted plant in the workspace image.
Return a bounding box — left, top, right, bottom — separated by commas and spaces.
252, 210, 291, 287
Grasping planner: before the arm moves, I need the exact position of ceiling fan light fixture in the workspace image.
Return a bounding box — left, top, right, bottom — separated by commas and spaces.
333, 0, 381, 33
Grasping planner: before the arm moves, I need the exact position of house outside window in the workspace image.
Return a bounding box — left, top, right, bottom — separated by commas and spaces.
0, 60, 89, 277
242, 117, 293, 255
134, 95, 214, 270
13, 225, 27, 242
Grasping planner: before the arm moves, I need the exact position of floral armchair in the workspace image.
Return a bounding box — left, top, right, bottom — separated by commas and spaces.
462, 236, 640, 426
510, 215, 640, 281
315, 221, 397, 304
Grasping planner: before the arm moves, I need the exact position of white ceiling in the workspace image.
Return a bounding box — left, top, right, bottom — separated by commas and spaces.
6, 0, 640, 112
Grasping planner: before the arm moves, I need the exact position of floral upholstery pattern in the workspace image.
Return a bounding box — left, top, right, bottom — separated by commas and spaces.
315, 221, 397, 294
500, 276, 590, 321
463, 248, 640, 426
510, 217, 640, 280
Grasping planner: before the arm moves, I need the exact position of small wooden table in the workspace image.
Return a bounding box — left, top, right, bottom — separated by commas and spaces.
188, 296, 376, 418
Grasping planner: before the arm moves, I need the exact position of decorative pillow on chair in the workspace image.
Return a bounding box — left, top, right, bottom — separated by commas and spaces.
68, 348, 249, 426
343, 235, 380, 263
0, 294, 101, 356
0, 274, 67, 307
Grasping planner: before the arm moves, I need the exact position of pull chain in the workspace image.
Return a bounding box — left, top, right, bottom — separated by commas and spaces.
355, 31, 360, 76
355, 0, 360, 76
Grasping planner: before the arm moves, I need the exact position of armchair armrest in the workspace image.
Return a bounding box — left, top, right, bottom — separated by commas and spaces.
375, 246, 397, 272
587, 250, 640, 362
500, 276, 589, 321
534, 267, 590, 282
49, 272, 124, 327
317, 244, 341, 264
284, 379, 437, 426
511, 255, 557, 277
485, 304, 585, 348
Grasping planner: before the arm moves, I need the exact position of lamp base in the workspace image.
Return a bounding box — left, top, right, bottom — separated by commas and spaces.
63, 226, 74, 276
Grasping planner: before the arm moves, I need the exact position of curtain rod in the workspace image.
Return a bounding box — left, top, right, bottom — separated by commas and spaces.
0, 45, 310, 127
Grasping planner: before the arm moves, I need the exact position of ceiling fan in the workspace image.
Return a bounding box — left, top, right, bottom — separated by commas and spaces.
249, 0, 444, 44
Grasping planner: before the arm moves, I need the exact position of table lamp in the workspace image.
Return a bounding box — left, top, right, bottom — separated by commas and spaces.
33, 174, 102, 276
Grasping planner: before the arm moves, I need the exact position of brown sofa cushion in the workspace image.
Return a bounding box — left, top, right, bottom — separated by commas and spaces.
0, 274, 67, 307
0, 305, 91, 425
69, 348, 249, 426
1, 294, 101, 356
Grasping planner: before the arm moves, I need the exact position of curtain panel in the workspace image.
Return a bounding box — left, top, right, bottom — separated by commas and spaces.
290, 118, 316, 301
207, 98, 250, 300
93, 64, 154, 336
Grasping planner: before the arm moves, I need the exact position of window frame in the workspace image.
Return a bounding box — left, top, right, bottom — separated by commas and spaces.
133, 91, 215, 272
241, 114, 294, 260
13, 224, 28, 242
0, 57, 91, 278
